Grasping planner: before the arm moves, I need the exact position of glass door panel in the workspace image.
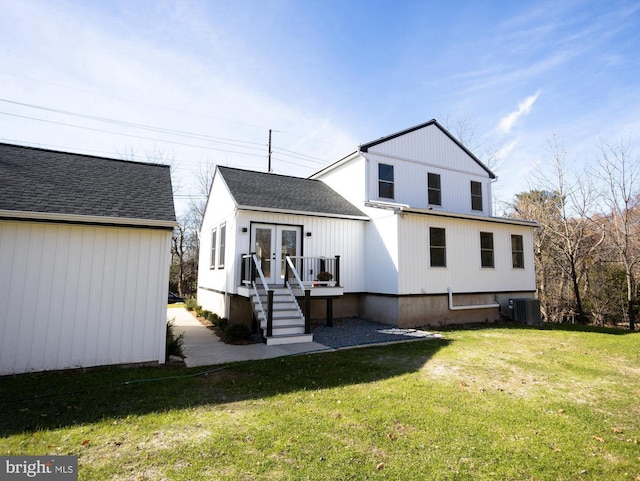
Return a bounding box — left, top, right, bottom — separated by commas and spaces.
254, 226, 274, 281
251, 224, 301, 284
280, 229, 298, 277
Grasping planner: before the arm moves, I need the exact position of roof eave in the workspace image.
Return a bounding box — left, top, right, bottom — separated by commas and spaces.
0, 210, 178, 229
364, 202, 538, 227
237, 205, 369, 221
309, 150, 360, 179
359, 119, 497, 180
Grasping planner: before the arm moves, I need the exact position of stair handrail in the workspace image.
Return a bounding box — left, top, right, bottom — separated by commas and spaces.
285, 255, 311, 335
285, 255, 305, 292
251, 253, 274, 338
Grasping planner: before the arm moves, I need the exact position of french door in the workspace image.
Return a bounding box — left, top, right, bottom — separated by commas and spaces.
251, 224, 301, 284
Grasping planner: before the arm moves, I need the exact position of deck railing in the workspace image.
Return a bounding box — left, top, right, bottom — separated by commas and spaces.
241, 254, 341, 288
286, 256, 341, 287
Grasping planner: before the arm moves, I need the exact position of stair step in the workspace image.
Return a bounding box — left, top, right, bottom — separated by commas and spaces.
259, 318, 305, 328
265, 333, 314, 346
267, 325, 306, 336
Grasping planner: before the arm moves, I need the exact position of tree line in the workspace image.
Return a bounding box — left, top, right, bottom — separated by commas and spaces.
509, 135, 639, 329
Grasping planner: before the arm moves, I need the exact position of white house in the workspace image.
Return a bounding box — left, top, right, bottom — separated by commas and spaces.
0, 143, 176, 375
198, 120, 537, 344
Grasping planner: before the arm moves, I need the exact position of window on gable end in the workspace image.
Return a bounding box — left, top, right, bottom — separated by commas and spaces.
511, 234, 524, 269
378, 163, 394, 199
429, 227, 446, 267
480, 231, 494, 268
471, 181, 483, 211
210, 227, 217, 269
428, 172, 441, 206
218, 223, 226, 269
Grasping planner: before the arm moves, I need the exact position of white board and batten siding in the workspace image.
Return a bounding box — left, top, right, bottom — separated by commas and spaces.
233, 210, 368, 293
397, 214, 536, 295
197, 171, 239, 296
311, 154, 367, 210
361, 122, 493, 216
0, 220, 172, 375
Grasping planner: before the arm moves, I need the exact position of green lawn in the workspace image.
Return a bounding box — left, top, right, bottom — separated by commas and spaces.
1, 324, 639, 480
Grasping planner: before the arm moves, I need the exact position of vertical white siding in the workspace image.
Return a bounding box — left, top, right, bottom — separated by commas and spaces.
314, 155, 367, 207
397, 214, 536, 295
197, 172, 238, 295
363, 209, 399, 294
0, 220, 171, 375
234, 211, 368, 292
367, 123, 489, 177
364, 152, 492, 216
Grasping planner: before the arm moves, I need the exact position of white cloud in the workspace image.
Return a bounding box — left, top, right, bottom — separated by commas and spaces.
497, 91, 541, 134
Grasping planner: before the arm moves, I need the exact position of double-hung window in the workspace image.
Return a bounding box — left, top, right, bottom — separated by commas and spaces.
378, 163, 394, 199
480, 232, 494, 268
511, 234, 524, 269
218, 223, 226, 269
429, 227, 446, 267
471, 181, 483, 211
210, 228, 217, 269
428, 173, 441, 206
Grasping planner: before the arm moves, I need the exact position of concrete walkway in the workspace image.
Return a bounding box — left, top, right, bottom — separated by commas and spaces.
167, 307, 333, 367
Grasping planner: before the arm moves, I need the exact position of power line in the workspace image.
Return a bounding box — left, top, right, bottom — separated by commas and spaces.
0, 97, 335, 171
0, 111, 267, 159
0, 98, 265, 150
0, 70, 269, 132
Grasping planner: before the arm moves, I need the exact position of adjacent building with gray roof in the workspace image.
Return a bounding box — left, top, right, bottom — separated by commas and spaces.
0, 143, 176, 375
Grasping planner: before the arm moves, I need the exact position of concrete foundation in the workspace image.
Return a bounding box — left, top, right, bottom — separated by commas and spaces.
198, 287, 536, 329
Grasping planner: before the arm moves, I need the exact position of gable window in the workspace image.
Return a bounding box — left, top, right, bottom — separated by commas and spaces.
378, 163, 394, 199
218, 223, 226, 269
480, 232, 494, 268
428, 173, 441, 206
511, 234, 524, 269
429, 227, 446, 267
471, 181, 483, 211
210, 227, 217, 269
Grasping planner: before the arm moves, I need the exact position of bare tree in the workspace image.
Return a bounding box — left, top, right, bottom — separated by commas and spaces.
530, 135, 604, 322
511, 190, 563, 321
594, 139, 640, 329
170, 160, 216, 297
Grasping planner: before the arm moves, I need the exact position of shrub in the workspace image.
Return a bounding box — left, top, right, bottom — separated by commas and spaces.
221, 323, 252, 344
166, 319, 184, 360
184, 297, 198, 311
214, 317, 230, 330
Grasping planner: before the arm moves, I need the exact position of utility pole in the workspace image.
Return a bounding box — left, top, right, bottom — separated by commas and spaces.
267, 129, 272, 173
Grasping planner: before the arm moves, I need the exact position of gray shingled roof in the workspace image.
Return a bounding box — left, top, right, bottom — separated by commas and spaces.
218, 166, 367, 219
0, 143, 176, 224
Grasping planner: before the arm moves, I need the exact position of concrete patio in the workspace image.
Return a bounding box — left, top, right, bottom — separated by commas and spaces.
167, 306, 333, 367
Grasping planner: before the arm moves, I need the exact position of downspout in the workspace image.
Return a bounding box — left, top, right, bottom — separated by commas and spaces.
447, 287, 500, 311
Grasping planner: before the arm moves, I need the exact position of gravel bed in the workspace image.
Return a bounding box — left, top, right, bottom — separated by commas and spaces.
311, 317, 443, 349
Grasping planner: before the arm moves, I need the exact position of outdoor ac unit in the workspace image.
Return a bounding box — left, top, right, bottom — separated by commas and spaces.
510, 298, 541, 325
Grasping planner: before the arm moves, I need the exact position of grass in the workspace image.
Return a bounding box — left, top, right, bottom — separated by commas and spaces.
1, 324, 639, 480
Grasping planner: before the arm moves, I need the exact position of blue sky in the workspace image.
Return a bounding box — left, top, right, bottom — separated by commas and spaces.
1, 0, 639, 214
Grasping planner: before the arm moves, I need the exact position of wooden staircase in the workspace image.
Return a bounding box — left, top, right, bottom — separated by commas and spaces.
252, 286, 314, 345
